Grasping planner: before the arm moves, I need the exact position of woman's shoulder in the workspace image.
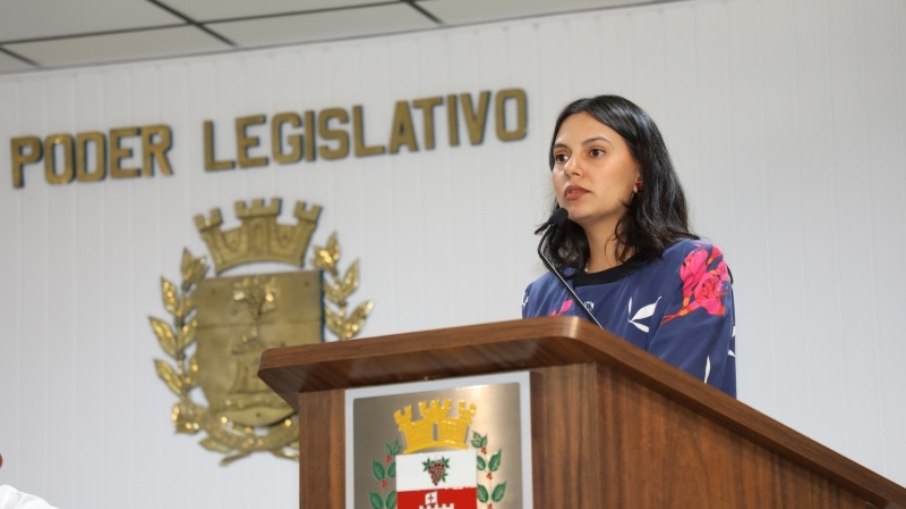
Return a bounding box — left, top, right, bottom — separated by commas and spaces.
656, 237, 732, 289
661, 238, 728, 264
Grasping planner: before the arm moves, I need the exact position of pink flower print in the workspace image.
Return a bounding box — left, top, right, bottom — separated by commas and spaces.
679, 247, 709, 299
664, 246, 730, 323
550, 298, 573, 316
693, 269, 725, 315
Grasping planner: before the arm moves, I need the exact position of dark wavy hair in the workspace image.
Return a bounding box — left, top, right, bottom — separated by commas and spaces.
540, 95, 697, 269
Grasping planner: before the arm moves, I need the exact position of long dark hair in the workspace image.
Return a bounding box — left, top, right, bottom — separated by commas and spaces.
540, 95, 697, 269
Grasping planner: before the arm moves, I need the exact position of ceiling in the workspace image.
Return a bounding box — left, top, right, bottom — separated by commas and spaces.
0, 0, 669, 75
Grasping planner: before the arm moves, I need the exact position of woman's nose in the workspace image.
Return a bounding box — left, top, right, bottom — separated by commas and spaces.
563, 156, 580, 177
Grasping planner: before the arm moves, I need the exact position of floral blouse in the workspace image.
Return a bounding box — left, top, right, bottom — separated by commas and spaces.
522, 239, 736, 396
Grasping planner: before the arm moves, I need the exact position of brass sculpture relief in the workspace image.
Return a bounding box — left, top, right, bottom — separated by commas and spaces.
149, 198, 372, 464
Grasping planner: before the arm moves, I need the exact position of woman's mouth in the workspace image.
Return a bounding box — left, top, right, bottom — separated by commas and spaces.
564, 185, 588, 200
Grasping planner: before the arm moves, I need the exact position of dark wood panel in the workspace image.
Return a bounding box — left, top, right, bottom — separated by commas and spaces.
297, 390, 344, 509
596, 364, 865, 508
527, 362, 866, 508
530, 364, 602, 507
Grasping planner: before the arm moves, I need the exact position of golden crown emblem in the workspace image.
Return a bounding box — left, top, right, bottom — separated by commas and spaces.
193, 198, 321, 274
394, 399, 476, 453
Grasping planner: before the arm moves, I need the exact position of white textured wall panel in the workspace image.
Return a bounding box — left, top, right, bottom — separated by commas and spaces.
1, 0, 905, 507
866, 1, 906, 480
0, 79, 21, 488
756, 0, 804, 432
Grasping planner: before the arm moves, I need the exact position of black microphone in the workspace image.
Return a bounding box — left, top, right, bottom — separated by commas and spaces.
536, 209, 605, 329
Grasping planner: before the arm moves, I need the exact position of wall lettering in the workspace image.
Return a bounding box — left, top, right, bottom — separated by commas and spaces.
9, 87, 528, 188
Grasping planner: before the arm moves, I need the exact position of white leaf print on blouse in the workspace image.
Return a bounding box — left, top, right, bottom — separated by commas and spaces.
627, 296, 661, 333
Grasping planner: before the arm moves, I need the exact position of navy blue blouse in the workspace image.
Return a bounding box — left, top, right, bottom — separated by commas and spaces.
523, 239, 736, 397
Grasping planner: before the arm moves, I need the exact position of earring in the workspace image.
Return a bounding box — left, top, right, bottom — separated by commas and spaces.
633, 178, 643, 194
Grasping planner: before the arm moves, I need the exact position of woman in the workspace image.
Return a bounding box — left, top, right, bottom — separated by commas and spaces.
522, 95, 736, 397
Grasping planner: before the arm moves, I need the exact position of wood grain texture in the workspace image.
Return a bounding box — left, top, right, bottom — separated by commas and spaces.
530, 364, 603, 507
261, 316, 906, 508
297, 390, 344, 509
595, 364, 866, 508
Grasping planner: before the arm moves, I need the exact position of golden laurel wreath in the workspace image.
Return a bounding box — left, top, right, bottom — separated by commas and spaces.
148, 199, 372, 465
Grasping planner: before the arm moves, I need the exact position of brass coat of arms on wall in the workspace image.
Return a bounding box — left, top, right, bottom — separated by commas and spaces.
148, 198, 372, 465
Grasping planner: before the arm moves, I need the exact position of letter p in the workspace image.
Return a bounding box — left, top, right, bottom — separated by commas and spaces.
11, 136, 42, 188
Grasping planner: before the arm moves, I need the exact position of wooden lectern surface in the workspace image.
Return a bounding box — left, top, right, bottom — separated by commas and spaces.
259, 316, 906, 509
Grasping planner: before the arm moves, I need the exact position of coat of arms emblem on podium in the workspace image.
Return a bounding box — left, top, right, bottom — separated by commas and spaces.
392, 401, 484, 509
354, 380, 526, 509
148, 197, 372, 464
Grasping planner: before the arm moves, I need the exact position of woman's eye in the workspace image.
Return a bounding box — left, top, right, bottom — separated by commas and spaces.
553, 153, 568, 164
589, 148, 605, 157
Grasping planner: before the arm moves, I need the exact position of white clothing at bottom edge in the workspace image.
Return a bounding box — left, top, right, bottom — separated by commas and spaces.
0, 486, 58, 509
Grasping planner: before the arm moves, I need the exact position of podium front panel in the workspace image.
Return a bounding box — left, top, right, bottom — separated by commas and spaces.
343, 372, 534, 509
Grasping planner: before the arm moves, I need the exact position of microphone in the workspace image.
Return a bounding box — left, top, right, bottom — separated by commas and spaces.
536, 209, 604, 329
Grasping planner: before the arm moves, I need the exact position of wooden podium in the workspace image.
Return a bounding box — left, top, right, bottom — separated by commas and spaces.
258, 316, 906, 508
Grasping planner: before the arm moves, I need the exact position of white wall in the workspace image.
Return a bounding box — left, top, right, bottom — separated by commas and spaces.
1, 0, 904, 507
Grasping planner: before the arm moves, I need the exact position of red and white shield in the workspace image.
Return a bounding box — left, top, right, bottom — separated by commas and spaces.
396, 450, 477, 509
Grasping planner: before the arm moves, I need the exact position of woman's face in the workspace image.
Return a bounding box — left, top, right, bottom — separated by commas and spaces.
550, 112, 640, 232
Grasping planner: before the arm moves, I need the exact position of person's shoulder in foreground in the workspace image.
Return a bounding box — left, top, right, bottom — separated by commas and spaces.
0, 485, 59, 509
